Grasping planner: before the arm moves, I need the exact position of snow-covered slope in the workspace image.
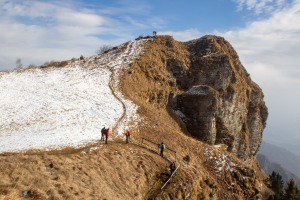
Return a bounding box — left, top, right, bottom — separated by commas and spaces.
0, 38, 149, 153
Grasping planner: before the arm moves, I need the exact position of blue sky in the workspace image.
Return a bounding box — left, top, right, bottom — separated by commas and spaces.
0, 0, 299, 153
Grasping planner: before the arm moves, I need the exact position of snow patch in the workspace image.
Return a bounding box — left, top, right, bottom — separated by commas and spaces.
204, 147, 236, 173
0, 39, 149, 153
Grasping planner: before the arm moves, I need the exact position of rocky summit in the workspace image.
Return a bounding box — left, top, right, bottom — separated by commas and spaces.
0, 35, 271, 199
171, 36, 268, 161
125, 35, 268, 161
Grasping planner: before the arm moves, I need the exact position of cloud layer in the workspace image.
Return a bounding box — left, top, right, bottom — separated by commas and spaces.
233, 0, 290, 14
0, 0, 157, 69
224, 0, 300, 144
0, 1, 103, 69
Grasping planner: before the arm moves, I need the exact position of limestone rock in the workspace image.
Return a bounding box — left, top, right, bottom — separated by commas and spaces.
171, 35, 268, 160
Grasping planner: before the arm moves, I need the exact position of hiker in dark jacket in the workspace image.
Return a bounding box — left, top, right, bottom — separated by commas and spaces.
101, 127, 106, 141
159, 142, 165, 158
169, 161, 176, 176
105, 128, 109, 144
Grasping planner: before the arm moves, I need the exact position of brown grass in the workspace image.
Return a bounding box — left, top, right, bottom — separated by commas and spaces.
0, 142, 169, 200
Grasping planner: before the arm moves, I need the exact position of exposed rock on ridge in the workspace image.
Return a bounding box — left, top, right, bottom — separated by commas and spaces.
171, 35, 268, 160
123, 35, 268, 161
119, 35, 271, 199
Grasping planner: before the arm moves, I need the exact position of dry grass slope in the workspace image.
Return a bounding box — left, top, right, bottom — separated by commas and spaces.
0, 141, 169, 200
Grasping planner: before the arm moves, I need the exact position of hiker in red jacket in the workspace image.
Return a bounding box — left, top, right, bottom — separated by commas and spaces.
125, 130, 130, 143
105, 128, 109, 144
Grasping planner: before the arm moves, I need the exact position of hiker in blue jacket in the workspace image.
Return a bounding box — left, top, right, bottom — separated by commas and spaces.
159, 142, 165, 158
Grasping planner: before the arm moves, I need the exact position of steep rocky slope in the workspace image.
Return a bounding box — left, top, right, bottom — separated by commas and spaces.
175, 36, 268, 161
120, 35, 270, 199
122, 35, 268, 161
0, 35, 271, 199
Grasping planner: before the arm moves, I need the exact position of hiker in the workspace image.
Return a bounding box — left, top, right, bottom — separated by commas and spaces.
125, 130, 130, 143
105, 128, 110, 144
159, 142, 165, 158
153, 31, 157, 36
101, 126, 106, 141
169, 161, 176, 176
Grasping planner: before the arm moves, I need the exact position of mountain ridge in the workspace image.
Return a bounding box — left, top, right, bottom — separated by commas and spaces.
259, 141, 300, 179
0, 35, 272, 199
257, 153, 300, 186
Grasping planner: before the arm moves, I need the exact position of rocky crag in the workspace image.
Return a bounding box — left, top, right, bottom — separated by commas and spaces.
123, 35, 268, 161
119, 35, 271, 198
174, 36, 268, 160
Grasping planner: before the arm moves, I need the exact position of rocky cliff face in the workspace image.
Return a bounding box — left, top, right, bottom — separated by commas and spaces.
124, 35, 268, 161
170, 35, 268, 160
119, 35, 271, 199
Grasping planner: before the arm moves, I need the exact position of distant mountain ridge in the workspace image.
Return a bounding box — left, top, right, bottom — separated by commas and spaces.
277, 142, 300, 157
258, 141, 300, 180
257, 154, 300, 186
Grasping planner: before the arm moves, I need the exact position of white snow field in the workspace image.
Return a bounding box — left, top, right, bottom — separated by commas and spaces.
0, 38, 149, 153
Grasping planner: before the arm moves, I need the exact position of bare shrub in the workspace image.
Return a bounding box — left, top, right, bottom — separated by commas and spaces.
40, 60, 69, 68
27, 64, 37, 69
135, 35, 144, 40
183, 155, 190, 163
96, 45, 112, 55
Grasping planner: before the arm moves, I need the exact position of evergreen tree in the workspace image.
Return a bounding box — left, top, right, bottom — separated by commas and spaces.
284, 179, 300, 200
269, 171, 284, 200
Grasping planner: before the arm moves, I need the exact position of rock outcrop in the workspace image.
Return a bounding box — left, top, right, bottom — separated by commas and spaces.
122, 35, 268, 161
171, 35, 268, 160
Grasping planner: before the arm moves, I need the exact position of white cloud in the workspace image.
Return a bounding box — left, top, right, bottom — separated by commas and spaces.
123, 16, 147, 29
0, 1, 145, 70
0, 0, 167, 70
222, 0, 300, 145
223, 0, 300, 83
233, 0, 289, 14
159, 29, 203, 41
57, 11, 106, 27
